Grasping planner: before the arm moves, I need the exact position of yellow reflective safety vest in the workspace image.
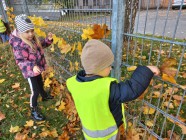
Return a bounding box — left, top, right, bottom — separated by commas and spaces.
67, 76, 126, 140
0, 20, 6, 33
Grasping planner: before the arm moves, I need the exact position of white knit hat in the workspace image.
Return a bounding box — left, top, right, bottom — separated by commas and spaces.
15, 14, 34, 33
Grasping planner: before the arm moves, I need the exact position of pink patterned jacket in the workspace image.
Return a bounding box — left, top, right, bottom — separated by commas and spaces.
9, 29, 53, 78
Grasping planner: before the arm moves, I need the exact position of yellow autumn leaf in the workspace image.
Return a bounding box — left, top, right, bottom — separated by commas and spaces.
0, 79, 5, 84
69, 61, 74, 72
29, 16, 47, 27
163, 102, 174, 109
75, 61, 79, 71
58, 101, 66, 111
39, 131, 50, 138
71, 43, 76, 54
127, 66, 137, 71
143, 106, 155, 115
50, 44, 55, 52
152, 91, 161, 98
162, 73, 176, 84
24, 120, 34, 127
77, 41, 82, 55
11, 14, 15, 19
49, 72, 54, 78
145, 120, 154, 127
81, 27, 94, 40
173, 100, 180, 107
9, 7, 14, 12
9, 125, 21, 133
8, 17, 13, 23
34, 28, 46, 38
44, 78, 52, 88
60, 44, 72, 54
36, 121, 45, 125
52, 34, 60, 44
50, 129, 58, 138
6, 11, 11, 16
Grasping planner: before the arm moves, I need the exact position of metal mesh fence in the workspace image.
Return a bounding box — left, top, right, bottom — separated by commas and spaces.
122, 0, 186, 139
3, 0, 186, 139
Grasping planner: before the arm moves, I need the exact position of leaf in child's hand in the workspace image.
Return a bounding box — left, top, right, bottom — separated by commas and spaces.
162, 73, 176, 84
34, 28, 46, 38
81, 27, 94, 40
160, 58, 177, 68
160, 58, 177, 84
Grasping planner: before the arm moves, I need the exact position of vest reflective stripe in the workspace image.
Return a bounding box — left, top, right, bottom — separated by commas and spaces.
85, 135, 117, 140
109, 133, 117, 140
0, 20, 6, 33
82, 125, 117, 138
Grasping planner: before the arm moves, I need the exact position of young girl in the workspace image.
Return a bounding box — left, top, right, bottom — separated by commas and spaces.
9, 14, 53, 121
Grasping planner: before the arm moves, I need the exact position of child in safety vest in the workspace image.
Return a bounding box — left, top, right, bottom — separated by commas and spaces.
0, 15, 9, 43
9, 14, 54, 121
67, 39, 160, 140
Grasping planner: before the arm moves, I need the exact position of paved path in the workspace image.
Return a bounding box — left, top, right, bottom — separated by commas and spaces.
135, 9, 186, 39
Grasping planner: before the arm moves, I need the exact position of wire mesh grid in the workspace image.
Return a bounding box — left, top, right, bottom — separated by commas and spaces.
123, 0, 186, 139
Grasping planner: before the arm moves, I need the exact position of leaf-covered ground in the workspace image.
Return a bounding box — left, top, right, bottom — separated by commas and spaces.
0, 44, 83, 140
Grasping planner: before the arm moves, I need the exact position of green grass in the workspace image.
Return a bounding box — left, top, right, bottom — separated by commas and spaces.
0, 44, 83, 139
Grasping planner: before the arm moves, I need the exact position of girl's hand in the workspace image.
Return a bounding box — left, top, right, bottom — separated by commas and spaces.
48, 32, 53, 41
33, 66, 41, 74
147, 66, 160, 76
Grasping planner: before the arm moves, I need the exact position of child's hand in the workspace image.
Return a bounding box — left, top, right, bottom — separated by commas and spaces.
48, 32, 53, 41
147, 66, 160, 76
33, 66, 41, 74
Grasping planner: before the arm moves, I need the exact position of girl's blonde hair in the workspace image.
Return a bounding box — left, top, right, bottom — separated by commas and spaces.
19, 33, 42, 51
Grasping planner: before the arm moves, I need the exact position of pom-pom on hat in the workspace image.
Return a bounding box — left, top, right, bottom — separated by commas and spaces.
81, 39, 114, 74
15, 14, 34, 33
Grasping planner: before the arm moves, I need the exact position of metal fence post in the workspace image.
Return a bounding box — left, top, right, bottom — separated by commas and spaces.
0, 0, 8, 23
111, 0, 125, 81
22, 0, 30, 15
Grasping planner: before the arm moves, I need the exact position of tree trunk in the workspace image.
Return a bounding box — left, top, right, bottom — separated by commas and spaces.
123, 0, 139, 41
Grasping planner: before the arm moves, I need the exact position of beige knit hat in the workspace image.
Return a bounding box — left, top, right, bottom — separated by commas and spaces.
81, 39, 114, 74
